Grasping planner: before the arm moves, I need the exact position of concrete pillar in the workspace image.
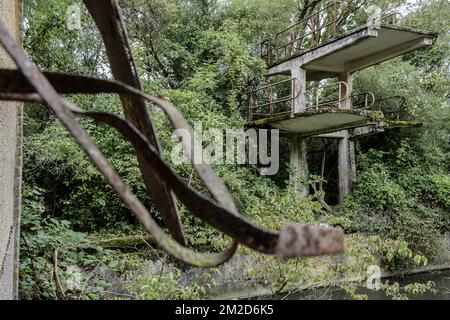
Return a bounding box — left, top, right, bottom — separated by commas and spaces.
337, 132, 350, 202
337, 72, 354, 202
0, 0, 22, 300
290, 134, 309, 197
291, 65, 306, 113
338, 72, 352, 109
349, 138, 357, 188
289, 66, 308, 197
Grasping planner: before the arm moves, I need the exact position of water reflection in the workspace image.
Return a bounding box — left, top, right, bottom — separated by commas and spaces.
272, 270, 450, 300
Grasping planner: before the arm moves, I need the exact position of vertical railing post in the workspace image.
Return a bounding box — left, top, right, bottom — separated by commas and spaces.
268, 40, 272, 65
275, 35, 279, 62
315, 87, 319, 109
291, 78, 295, 114
269, 85, 273, 116
338, 82, 342, 108
248, 93, 253, 122
333, 0, 337, 37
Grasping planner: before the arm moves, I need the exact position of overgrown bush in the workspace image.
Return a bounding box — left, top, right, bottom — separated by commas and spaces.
19, 187, 111, 299
334, 144, 448, 259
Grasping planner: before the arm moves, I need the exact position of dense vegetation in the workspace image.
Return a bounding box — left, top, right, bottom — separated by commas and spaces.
19, 0, 449, 299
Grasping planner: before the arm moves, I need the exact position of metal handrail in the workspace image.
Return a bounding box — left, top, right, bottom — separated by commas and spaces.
247, 78, 300, 121
261, 1, 341, 65
350, 94, 410, 120
304, 81, 349, 109
373, 95, 409, 120
351, 92, 375, 109
379, 12, 404, 26
262, 6, 405, 66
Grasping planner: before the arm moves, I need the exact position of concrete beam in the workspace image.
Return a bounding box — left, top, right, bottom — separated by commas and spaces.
313, 125, 385, 139
0, 0, 22, 300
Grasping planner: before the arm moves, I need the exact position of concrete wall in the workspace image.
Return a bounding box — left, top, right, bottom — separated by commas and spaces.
0, 0, 22, 300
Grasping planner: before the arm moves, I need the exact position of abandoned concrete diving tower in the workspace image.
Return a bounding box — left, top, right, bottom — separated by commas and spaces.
245, 1, 436, 201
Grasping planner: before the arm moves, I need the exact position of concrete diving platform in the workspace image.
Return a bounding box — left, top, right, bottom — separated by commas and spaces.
248, 108, 380, 137
251, 2, 435, 201
266, 24, 437, 81
245, 79, 420, 137
245, 79, 381, 137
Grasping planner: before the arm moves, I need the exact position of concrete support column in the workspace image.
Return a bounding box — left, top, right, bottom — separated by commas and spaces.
337, 72, 354, 202
0, 0, 22, 300
290, 134, 309, 197
337, 132, 350, 202
349, 138, 357, 188
291, 65, 306, 113
338, 72, 352, 109
289, 66, 308, 197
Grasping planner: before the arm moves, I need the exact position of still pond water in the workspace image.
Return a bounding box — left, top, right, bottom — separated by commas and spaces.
275, 270, 450, 300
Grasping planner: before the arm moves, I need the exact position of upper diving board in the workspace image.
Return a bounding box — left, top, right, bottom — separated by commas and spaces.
265, 23, 437, 80
262, 12, 437, 81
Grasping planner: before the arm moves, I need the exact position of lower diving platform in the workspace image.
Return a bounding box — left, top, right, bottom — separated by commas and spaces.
245, 79, 420, 137
248, 108, 380, 137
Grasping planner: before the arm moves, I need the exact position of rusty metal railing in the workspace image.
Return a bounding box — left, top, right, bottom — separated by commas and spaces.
378, 12, 404, 26
304, 80, 349, 109
351, 92, 375, 109
246, 80, 351, 121
352, 93, 411, 120
261, 1, 341, 65
261, 6, 405, 66
373, 95, 409, 120
247, 78, 299, 121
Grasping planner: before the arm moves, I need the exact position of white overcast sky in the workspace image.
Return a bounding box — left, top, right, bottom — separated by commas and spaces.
398, 0, 421, 15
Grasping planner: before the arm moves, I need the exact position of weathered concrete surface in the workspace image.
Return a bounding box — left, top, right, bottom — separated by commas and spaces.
0, 0, 22, 300
249, 108, 377, 135
289, 134, 308, 197
266, 24, 436, 81
337, 72, 353, 202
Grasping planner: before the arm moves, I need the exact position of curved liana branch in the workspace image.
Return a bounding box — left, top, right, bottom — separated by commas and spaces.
85, 0, 187, 246
0, 23, 238, 268
0, 0, 345, 267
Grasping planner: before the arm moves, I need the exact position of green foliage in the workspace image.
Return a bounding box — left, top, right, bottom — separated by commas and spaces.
382, 280, 437, 300
24, 0, 107, 76
126, 270, 207, 300
367, 237, 428, 271
335, 143, 447, 259
19, 187, 111, 299
428, 173, 450, 210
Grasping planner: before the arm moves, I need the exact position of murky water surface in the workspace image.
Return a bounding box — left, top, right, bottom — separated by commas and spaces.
274, 270, 450, 300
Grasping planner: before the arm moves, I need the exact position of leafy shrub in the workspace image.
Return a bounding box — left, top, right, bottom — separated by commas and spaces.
20, 187, 110, 299
428, 173, 450, 210
334, 145, 446, 259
